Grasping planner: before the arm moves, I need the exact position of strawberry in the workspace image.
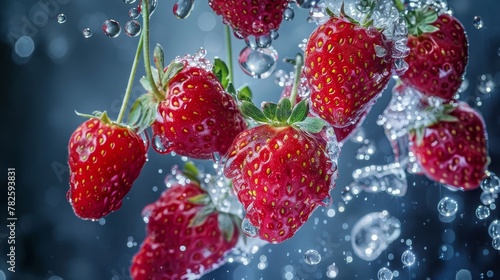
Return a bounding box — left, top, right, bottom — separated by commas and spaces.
130, 165, 239, 280
224, 64, 338, 243
304, 8, 393, 128
399, 8, 468, 101
148, 52, 247, 159
67, 112, 147, 220
208, 0, 289, 39
409, 101, 489, 190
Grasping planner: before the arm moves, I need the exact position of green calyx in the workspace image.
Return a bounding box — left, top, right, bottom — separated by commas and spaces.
328, 1, 376, 28
410, 103, 458, 145
75, 110, 125, 127
213, 57, 252, 102
405, 8, 440, 36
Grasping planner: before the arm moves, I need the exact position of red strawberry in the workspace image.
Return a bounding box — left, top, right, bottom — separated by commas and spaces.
131, 176, 239, 280
304, 10, 393, 128
409, 101, 489, 190
400, 8, 468, 100
208, 0, 289, 39
67, 113, 147, 220
150, 55, 247, 159
224, 93, 337, 243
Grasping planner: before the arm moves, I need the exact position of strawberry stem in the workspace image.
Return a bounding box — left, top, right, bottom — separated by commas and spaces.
142, 0, 163, 101
117, 35, 144, 123
289, 53, 304, 107
224, 25, 234, 84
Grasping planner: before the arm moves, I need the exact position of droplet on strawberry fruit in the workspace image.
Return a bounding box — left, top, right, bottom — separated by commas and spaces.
283, 7, 295, 21
238, 46, 278, 79
241, 217, 259, 238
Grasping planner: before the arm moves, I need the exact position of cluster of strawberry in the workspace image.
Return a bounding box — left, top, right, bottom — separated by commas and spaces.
66, 0, 490, 279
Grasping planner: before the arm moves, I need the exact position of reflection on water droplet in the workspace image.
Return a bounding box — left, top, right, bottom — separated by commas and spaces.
401, 250, 415, 266
378, 267, 393, 280
102, 19, 121, 38
473, 16, 483, 29
351, 211, 401, 261
437, 197, 458, 217
304, 249, 321, 265
488, 220, 500, 238
173, 0, 195, 19
476, 205, 490, 220
480, 191, 497, 205
129, 7, 140, 19
296, 0, 319, 9
374, 45, 388, 57
124, 20, 141, 37
481, 173, 500, 193
82, 28, 92, 38
152, 134, 168, 153
257, 34, 272, 48
242, 217, 258, 238
238, 46, 278, 79
283, 7, 295, 21
124, 0, 136, 3
57, 14, 66, 24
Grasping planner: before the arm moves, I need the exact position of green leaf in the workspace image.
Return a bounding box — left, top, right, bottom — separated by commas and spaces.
294, 117, 328, 133
189, 204, 216, 227
153, 44, 165, 82
226, 82, 237, 99
240, 101, 268, 123
218, 213, 235, 242
276, 98, 292, 123
213, 58, 230, 89
262, 102, 278, 120
237, 84, 252, 102
127, 94, 158, 134
288, 99, 308, 124
139, 76, 152, 91
183, 161, 200, 184
187, 193, 211, 205
161, 61, 184, 89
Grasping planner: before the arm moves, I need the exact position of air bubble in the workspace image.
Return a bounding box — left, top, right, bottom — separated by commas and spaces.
488, 220, 500, 238
481, 173, 500, 193
480, 191, 497, 206
401, 250, 416, 266
57, 14, 66, 24
124, 20, 141, 37
378, 267, 393, 280
238, 46, 278, 79
283, 7, 295, 21
473, 16, 483, 29
437, 197, 458, 217
304, 249, 321, 265
82, 28, 92, 38
102, 19, 121, 38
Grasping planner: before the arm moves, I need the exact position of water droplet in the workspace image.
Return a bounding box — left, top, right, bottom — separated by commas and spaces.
378, 267, 393, 280
355, 141, 376, 160
374, 45, 388, 57
138, 0, 158, 17
351, 211, 401, 261
304, 249, 321, 265
124, 20, 141, 37
57, 14, 66, 24
401, 250, 416, 266
129, 7, 140, 19
98, 218, 106, 225
283, 7, 295, 21
488, 220, 500, 238
455, 269, 472, 280
296, 0, 320, 9
481, 173, 500, 193
458, 78, 469, 93
82, 28, 92, 38
257, 34, 272, 48
152, 134, 168, 153
477, 74, 496, 94
173, 0, 195, 19
439, 244, 454, 260
14, 36, 35, 58
480, 191, 497, 205
102, 19, 121, 38
326, 263, 339, 278
473, 16, 483, 29
241, 217, 258, 238
238, 46, 278, 79
437, 197, 458, 217
270, 29, 279, 40
491, 238, 500, 251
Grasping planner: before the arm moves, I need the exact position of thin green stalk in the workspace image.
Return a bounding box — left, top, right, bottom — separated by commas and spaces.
117, 35, 144, 123
289, 53, 304, 107
142, 0, 163, 101
224, 25, 234, 84
392, 0, 405, 13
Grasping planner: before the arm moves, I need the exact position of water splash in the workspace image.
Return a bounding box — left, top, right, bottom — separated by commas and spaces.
173, 0, 195, 19
351, 211, 401, 261
303, 249, 321, 265
351, 162, 408, 197
102, 19, 121, 38
238, 46, 278, 79
124, 20, 141, 37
